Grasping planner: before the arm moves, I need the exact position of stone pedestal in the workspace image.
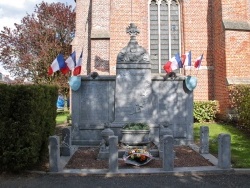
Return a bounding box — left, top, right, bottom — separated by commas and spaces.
111, 23, 152, 127
163, 135, 174, 171
218, 133, 231, 169
49, 136, 60, 172
61, 127, 71, 156
97, 124, 114, 160
199, 126, 209, 154
109, 136, 118, 173
159, 124, 173, 158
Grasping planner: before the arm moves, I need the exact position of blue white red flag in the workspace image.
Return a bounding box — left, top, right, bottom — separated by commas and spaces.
163, 53, 181, 73
181, 51, 192, 66
194, 54, 203, 68
73, 50, 83, 76
65, 51, 76, 70
163, 61, 172, 73
48, 54, 68, 75
175, 53, 183, 68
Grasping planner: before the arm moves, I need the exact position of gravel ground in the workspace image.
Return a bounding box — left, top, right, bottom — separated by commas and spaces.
65, 145, 214, 169
55, 124, 214, 169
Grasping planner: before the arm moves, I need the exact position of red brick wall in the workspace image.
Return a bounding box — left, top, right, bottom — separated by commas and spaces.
212, 0, 250, 115
75, 0, 215, 101
222, 0, 250, 78
221, 0, 249, 21
181, 0, 214, 101
91, 0, 110, 74
226, 31, 250, 77
91, 40, 110, 74
73, 0, 250, 117
109, 0, 148, 75
212, 0, 227, 115
73, 0, 90, 75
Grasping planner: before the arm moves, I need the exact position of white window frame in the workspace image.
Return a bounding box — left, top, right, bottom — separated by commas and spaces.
148, 0, 181, 73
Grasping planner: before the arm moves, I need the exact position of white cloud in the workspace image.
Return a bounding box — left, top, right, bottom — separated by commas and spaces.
0, 17, 19, 29
0, 0, 75, 75
0, 0, 75, 30
0, 0, 36, 9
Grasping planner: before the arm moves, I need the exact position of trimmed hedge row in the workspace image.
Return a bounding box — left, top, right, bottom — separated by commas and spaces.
193, 100, 219, 123
0, 84, 58, 172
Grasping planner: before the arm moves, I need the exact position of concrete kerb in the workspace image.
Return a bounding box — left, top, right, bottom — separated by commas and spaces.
188, 144, 218, 166
234, 168, 250, 174
59, 145, 79, 171
59, 166, 233, 175
32, 143, 247, 176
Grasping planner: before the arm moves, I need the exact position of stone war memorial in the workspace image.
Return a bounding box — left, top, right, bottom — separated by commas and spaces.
70, 23, 194, 150
49, 23, 232, 172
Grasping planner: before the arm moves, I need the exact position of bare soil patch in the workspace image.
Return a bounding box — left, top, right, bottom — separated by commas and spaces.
32, 124, 214, 171
65, 146, 214, 169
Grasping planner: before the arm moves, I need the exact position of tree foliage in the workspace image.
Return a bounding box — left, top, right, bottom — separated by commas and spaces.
0, 1, 75, 93
229, 85, 250, 130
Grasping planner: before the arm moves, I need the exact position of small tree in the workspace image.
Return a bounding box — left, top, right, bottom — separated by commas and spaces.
0, 1, 75, 93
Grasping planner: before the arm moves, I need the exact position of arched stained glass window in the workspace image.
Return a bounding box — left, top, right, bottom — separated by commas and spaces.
149, 0, 181, 73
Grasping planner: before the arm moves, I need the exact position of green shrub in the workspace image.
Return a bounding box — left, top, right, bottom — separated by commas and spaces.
193, 101, 219, 123
67, 114, 72, 123
229, 85, 250, 130
122, 123, 149, 130
0, 84, 58, 172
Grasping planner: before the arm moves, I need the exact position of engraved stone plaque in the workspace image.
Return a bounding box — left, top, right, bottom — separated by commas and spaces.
72, 78, 115, 129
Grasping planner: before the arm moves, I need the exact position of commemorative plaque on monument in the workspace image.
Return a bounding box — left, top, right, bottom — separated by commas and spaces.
111, 23, 153, 127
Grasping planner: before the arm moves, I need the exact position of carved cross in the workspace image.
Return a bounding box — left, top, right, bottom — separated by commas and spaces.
126, 23, 140, 42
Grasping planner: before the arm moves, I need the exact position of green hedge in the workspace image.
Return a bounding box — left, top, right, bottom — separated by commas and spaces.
193, 101, 219, 123
0, 84, 58, 172
229, 85, 250, 130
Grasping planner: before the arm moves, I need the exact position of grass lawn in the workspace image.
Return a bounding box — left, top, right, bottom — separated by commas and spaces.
56, 111, 70, 125
55, 113, 250, 168
194, 122, 250, 168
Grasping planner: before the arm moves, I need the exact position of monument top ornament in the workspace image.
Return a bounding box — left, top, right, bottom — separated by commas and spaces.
126, 23, 140, 42
117, 23, 150, 64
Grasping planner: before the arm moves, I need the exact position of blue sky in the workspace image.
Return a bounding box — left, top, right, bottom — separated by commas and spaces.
0, 0, 75, 76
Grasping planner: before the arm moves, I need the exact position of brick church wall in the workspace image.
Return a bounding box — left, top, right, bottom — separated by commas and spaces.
91, 0, 110, 74
212, 0, 250, 115
181, 0, 214, 101
212, 0, 227, 115
73, 0, 90, 75
73, 0, 250, 117
109, 0, 149, 75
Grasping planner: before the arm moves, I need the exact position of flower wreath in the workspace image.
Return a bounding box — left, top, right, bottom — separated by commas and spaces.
123, 148, 153, 166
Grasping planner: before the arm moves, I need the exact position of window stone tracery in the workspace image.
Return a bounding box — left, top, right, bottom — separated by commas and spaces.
149, 0, 181, 73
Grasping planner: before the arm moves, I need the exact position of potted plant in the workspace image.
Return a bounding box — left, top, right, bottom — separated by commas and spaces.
121, 123, 150, 145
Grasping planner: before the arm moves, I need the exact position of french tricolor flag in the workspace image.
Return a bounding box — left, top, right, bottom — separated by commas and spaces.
48, 54, 69, 75
175, 53, 183, 68
163, 53, 182, 73
181, 51, 192, 66
65, 51, 76, 70
194, 54, 203, 68
73, 50, 83, 76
